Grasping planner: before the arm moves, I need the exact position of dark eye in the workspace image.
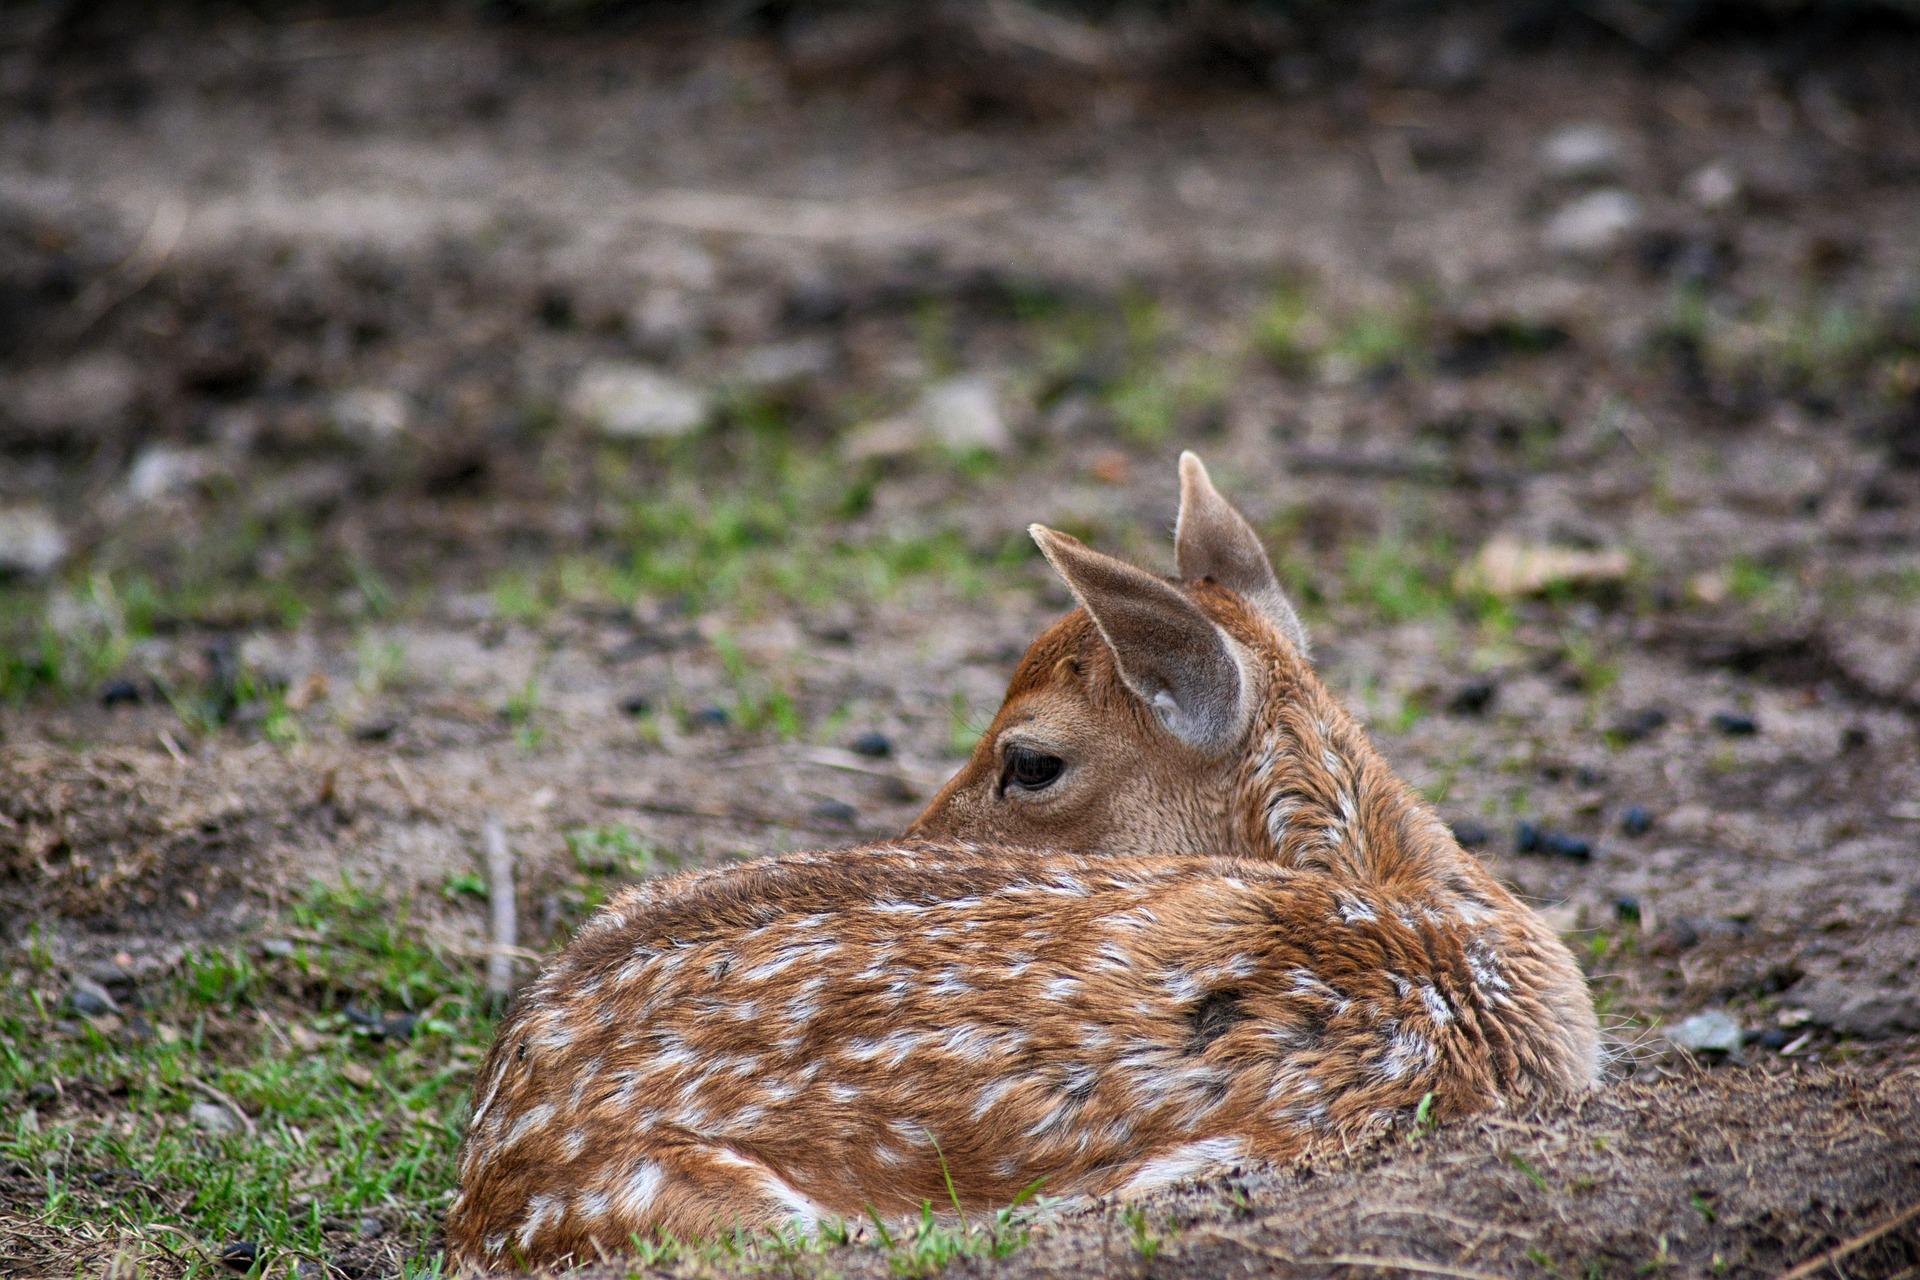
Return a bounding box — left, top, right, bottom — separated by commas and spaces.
1002, 747, 1064, 793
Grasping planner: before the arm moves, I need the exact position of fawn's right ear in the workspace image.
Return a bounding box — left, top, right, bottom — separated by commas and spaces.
1174, 451, 1310, 659
1031, 524, 1250, 754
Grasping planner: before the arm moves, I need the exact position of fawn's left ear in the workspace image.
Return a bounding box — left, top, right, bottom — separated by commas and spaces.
1031, 524, 1250, 754
1175, 451, 1311, 659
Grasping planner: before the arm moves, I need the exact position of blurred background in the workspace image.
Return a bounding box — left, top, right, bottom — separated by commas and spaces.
2, 2, 1918, 1277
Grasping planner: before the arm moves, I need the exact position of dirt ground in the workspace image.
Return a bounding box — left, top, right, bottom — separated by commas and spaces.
2, 4, 1919, 1277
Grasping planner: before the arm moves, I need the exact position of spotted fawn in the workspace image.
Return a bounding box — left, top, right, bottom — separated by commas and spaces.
446, 454, 1600, 1270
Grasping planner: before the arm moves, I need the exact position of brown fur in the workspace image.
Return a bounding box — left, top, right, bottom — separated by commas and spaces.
445, 457, 1599, 1271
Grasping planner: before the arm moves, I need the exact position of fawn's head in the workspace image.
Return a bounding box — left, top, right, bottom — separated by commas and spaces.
909, 452, 1315, 859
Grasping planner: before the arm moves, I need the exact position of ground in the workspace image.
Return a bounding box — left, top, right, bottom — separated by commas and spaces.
2, 4, 1919, 1278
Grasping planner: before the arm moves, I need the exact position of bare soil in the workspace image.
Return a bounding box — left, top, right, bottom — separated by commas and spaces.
2, 5, 1918, 1277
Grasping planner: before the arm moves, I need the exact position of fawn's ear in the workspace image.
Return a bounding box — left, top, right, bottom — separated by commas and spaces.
1174, 451, 1311, 659
1031, 524, 1249, 753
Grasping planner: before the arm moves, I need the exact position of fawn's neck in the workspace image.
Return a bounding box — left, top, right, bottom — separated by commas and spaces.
1233, 668, 1471, 894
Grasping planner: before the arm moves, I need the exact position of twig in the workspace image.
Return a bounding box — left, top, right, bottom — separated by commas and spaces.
186, 1076, 257, 1139
483, 820, 518, 1009
1775, 1199, 1920, 1280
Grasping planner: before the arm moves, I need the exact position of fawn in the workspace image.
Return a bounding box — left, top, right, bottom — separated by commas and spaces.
446, 454, 1600, 1270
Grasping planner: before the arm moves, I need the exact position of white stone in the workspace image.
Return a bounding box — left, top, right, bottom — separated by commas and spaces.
1542, 190, 1642, 257
1540, 124, 1624, 181
1685, 163, 1740, 210
0, 506, 68, 577
332, 388, 410, 442
568, 364, 711, 439
190, 1100, 242, 1135
1667, 1010, 1743, 1056
125, 446, 216, 503
917, 376, 1011, 454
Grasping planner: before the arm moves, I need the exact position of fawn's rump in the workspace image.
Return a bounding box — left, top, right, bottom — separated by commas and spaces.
446, 847, 1564, 1269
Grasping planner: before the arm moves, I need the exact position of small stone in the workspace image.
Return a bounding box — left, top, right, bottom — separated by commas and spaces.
1540, 123, 1624, 181
261, 939, 297, 958
568, 364, 712, 439
848, 731, 893, 759
331, 388, 410, 443
1667, 1010, 1744, 1056
1685, 163, 1740, 211
1542, 190, 1642, 257
1613, 895, 1642, 923
191, 1101, 241, 1135
1711, 711, 1758, 736
0, 506, 68, 578
618, 693, 654, 717
809, 799, 858, 825
917, 376, 1012, 455
357, 1216, 385, 1238
1514, 822, 1591, 861
734, 339, 833, 389
99, 679, 142, 708
1619, 806, 1654, 837
1447, 680, 1497, 716
1840, 723, 1870, 751
125, 445, 216, 503
1449, 820, 1491, 849
1791, 974, 1920, 1039
689, 705, 730, 729
350, 717, 397, 742
1609, 708, 1668, 743
65, 976, 120, 1017
219, 1240, 259, 1271
1749, 1027, 1793, 1051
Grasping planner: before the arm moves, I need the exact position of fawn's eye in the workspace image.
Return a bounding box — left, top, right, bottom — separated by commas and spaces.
1002, 746, 1065, 793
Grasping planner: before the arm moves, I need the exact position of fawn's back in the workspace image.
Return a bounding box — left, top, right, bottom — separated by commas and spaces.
446, 455, 1599, 1270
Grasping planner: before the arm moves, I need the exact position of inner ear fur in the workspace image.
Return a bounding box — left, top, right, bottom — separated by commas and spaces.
1174, 451, 1310, 659
1030, 524, 1249, 754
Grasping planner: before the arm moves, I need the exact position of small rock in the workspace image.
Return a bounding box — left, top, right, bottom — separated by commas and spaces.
65, 976, 121, 1017
350, 717, 397, 742
848, 731, 893, 759
357, 1215, 385, 1238
1540, 123, 1624, 181
809, 799, 858, 825
1419, 32, 1485, 92
734, 339, 833, 389
219, 1240, 259, 1271
261, 939, 298, 958
1446, 679, 1498, 716
1449, 820, 1491, 849
689, 705, 730, 729
0, 506, 68, 578
917, 376, 1011, 455
190, 1100, 241, 1135
1668, 1010, 1744, 1056
568, 364, 711, 439
1710, 711, 1758, 736
1685, 163, 1740, 211
1749, 1027, 1794, 1051
344, 1005, 414, 1041
1840, 723, 1870, 751
1608, 707, 1668, 743
125, 445, 216, 503
1456, 536, 1629, 598
99, 679, 143, 708
1613, 895, 1642, 923
1542, 190, 1642, 257
1619, 806, 1654, 837
331, 388, 410, 443
1514, 822, 1592, 861
618, 693, 653, 717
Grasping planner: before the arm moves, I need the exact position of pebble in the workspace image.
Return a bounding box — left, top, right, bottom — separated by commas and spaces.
98, 679, 143, 708
1619, 806, 1654, 837
125, 445, 216, 503
65, 976, 121, 1017
689, 705, 730, 728
1446, 679, 1497, 716
1668, 1010, 1744, 1056
219, 1240, 260, 1271
350, 717, 397, 742
0, 505, 69, 578
1539, 123, 1624, 181
331, 388, 411, 444
1542, 190, 1642, 257
567, 363, 711, 439
1449, 820, 1491, 849
809, 799, 859, 825
916, 376, 1012, 455
190, 1101, 242, 1135
1748, 1027, 1794, 1051
1711, 711, 1758, 736
1790, 974, 1920, 1039
849, 731, 893, 759
618, 693, 653, 717
344, 1005, 415, 1041
1514, 822, 1592, 861
1613, 895, 1642, 923
1609, 708, 1668, 743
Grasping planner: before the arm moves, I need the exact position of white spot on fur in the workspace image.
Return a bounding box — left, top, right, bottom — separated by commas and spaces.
517, 1194, 563, 1251
610, 1159, 665, 1224
501, 1103, 556, 1152
1118, 1137, 1246, 1195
